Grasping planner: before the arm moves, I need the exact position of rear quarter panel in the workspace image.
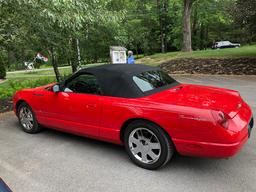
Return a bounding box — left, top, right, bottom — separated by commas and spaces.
99, 96, 216, 144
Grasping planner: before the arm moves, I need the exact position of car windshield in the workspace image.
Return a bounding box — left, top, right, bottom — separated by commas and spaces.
133, 70, 178, 93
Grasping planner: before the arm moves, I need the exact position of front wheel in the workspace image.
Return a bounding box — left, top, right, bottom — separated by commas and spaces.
18, 102, 41, 134
124, 120, 174, 170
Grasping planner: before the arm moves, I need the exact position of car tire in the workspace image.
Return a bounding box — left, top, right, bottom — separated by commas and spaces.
124, 120, 174, 170
18, 102, 41, 134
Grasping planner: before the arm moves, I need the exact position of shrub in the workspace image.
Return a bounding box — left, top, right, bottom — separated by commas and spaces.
0, 77, 56, 99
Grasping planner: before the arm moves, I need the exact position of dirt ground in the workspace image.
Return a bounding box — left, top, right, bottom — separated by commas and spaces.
160, 58, 256, 75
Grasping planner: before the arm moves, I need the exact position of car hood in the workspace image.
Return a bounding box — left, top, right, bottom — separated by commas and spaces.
148, 84, 243, 118
19, 83, 56, 92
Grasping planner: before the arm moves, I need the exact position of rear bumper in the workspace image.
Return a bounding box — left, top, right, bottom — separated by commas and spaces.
173, 134, 248, 158
174, 115, 253, 158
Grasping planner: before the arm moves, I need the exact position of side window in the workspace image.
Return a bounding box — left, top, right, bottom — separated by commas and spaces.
133, 70, 177, 92
65, 74, 101, 95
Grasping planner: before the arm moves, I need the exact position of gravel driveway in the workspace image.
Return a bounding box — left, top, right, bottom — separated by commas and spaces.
0, 75, 255, 192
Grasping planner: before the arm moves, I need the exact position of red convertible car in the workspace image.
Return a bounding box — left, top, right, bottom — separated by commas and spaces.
13, 64, 253, 170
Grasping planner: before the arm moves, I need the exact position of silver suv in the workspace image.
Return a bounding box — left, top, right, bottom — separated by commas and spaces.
212, 41, 240, 49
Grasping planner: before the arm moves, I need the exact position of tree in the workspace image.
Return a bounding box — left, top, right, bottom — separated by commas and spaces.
182, 0, 197, 52
0, 0, 123, 80
157, 0, 169, 53
233, 0, 256, 42
191, 0, 234, 50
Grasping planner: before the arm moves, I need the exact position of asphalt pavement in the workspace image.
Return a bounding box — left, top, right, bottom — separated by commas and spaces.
0, 74, 256, 192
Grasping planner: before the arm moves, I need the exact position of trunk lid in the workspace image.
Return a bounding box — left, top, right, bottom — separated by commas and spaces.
149, 84, 243, 118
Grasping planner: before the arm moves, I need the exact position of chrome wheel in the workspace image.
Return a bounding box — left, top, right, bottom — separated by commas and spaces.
19, 107, 34, 130
128, 128, 161, 164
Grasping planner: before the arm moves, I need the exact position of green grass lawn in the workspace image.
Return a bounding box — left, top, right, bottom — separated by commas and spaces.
6, 67, 72, 79
137, 45, 256, 66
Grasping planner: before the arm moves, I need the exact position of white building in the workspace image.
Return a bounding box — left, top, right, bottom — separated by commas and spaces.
110, 46, 127, 64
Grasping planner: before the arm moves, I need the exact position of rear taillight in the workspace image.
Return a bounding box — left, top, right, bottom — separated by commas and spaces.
211, 110, 229, 129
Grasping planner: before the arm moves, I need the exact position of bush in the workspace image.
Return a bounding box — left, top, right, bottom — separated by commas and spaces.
0, 77, 56, 99
0, 63, 6, 79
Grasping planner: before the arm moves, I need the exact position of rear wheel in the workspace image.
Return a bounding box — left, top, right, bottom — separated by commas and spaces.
124, 120, 174, 170
18, 102, 41, 134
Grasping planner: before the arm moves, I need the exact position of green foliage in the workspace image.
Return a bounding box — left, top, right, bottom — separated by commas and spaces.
0, 77, 55, 99
191, 0, 236, 50
0, 0, 124, 74
232, 0, 256, 42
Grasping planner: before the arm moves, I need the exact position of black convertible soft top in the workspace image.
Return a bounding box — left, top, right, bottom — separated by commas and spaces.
82, 64, 158, 98
65, 64, 178, 98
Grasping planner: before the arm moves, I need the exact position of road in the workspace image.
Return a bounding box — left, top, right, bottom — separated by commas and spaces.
0, 75, 255, 192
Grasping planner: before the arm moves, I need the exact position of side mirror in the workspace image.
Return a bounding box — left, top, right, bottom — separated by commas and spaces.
52, 84, 61, 93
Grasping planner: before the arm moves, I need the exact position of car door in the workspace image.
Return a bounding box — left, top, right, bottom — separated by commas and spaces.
39, 73, 102, 137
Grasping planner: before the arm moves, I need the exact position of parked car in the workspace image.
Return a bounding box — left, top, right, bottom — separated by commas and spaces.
13, 64, 254, 170
212, 41, 241, 49
0, 178, 12, 192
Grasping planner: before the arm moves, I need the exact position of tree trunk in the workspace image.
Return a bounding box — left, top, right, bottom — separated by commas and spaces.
192, 3, 197, 37
136, 45, 139, 59
70, 38, 79, 73
49, 47, 61, 82
199, 24, 205, 50
7, 48, 16, 69
182, 0, 194, 52
157, 0, 168, 53
161, 31, 165, 53
162, 0, 168, 53
205, 24, 209, 50
192, 2, 198, 49
76, 38, 81, 68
